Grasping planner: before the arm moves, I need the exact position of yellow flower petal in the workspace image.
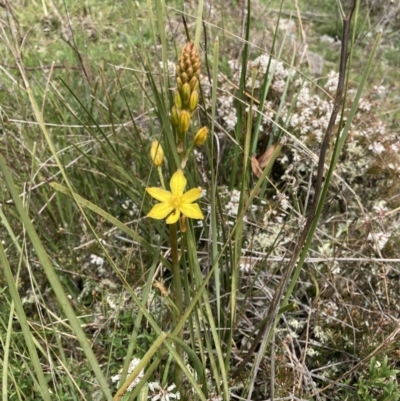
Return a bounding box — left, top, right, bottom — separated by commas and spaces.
170, 169, 186, 196
180, 187, 202, 204
147, 203, 174, 220
180, 203, 204, 220
146, 187, 173, 203
166, 209, 181, 224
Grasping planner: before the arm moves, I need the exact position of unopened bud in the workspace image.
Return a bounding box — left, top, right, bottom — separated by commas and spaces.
194, 126, 208, 146
181, 83, 191, 105
181, 72, 189, 83
178, 110, 191, 135
189, 76, 199, 91
171, 105, 180, 126
193, 63, 201, 77
150, 141, 164, 166
189, 90, 199, 112
174, 91, 182, 109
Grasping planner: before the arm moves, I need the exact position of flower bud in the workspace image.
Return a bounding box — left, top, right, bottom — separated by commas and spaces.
174, 91, 182, 109
188, 90, 199, 112
181, 72, 189, 83
192, 63, 201, 77
177, 42, 201, 82
194, 126, 208, 146
171, 105, 180, 126
180, 61, 186, 72
181, 83, 191, 106
189, 76, 199, 91
178, 110, 191, 135
150, 141, 164, 167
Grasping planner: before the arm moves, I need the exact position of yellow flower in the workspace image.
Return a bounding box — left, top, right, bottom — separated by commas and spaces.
146, 169, 204, 224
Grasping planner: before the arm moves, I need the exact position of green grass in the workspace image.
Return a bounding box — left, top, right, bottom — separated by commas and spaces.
1, 1, 400, 400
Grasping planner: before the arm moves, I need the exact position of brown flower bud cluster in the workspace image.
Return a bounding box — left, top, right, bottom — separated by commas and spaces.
172, 42, 201, 137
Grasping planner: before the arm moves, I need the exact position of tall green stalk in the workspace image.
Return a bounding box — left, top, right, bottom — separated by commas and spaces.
169, 223, 183, 387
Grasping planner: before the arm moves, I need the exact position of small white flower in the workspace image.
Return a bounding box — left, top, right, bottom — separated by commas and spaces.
225, 189, 241, 217
148, 382, 180, 401
358, 98, 372, 112
307, 347, 320, 357
274, 192, 290, 210
112, 358, 144, 392
331, 262, 341, 275
90, 254, 104, 267
367, 232, 390, 251
288, 318, 304, 330
373, 202, 388, 219
368, 141, 385, 155
373, 85, 386, 97
314, 325, 329, 343
324, 71, 339, 93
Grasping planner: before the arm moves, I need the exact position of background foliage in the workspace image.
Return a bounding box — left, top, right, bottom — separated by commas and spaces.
1, 1, 400, 400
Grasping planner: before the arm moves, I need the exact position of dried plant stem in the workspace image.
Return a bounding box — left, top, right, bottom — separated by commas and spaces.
169, 223, 183, 388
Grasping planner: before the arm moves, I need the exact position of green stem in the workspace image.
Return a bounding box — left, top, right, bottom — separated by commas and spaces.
157, 166, 165, 189
169, 223, 183, 388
